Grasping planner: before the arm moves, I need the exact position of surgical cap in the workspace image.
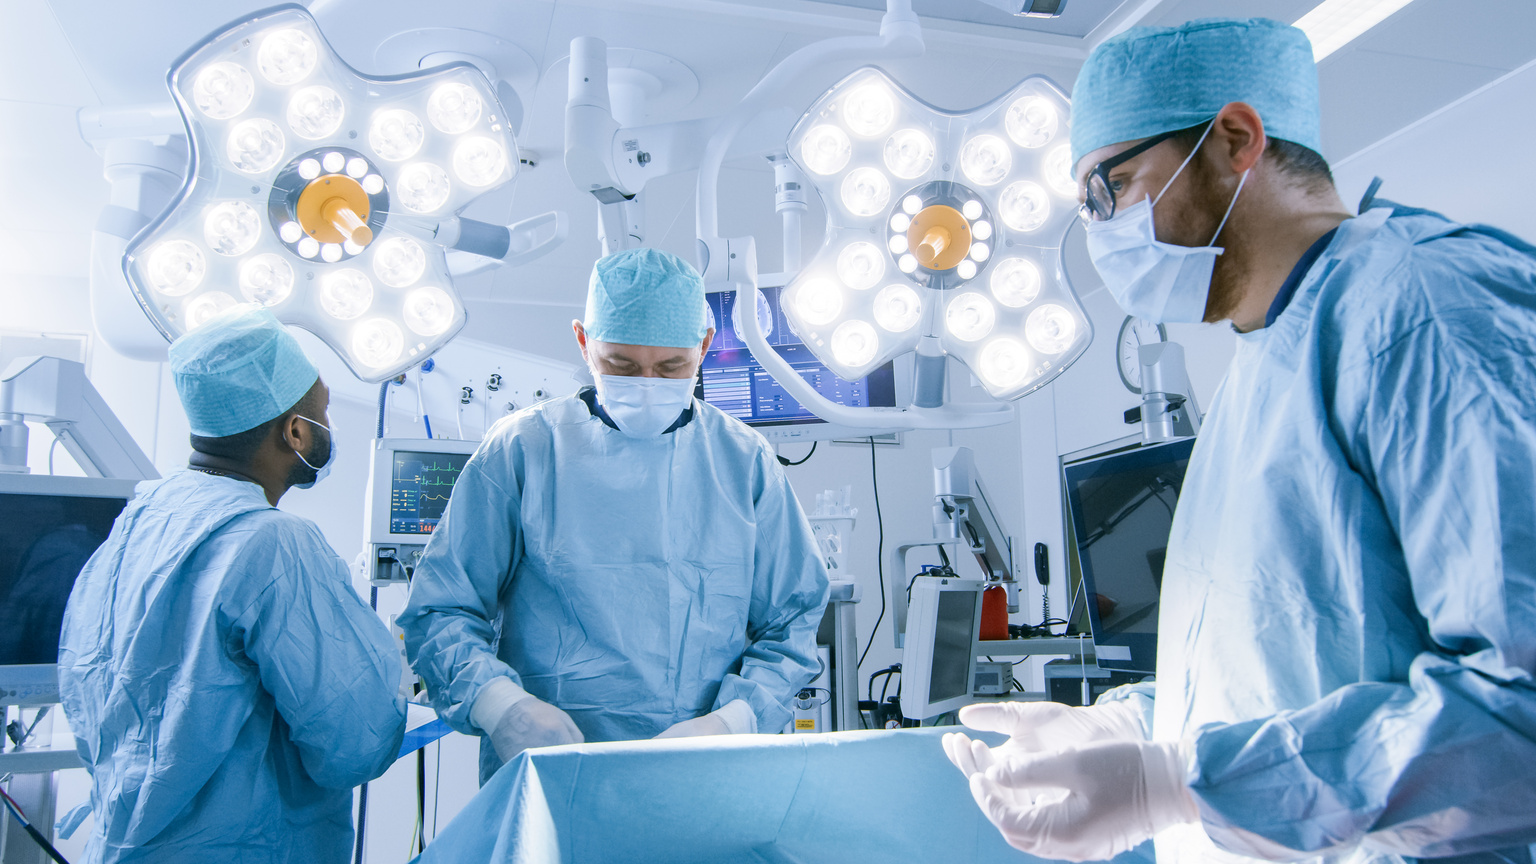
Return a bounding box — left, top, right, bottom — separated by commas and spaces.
1070, 18, 1322, 170
583, 248, 709, 348
168, 305, 319, 438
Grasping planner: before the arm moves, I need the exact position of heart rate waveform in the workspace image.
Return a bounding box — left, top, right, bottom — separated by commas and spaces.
390, 450, 472, 535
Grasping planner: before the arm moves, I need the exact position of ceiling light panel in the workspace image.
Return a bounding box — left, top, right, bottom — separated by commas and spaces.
124, 4, 519, 382
784, 66, 1090, 401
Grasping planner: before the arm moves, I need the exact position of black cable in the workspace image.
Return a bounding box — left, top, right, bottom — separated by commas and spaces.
1, 786, 71, 864
416, 747, 427, 852
775, 441, 817, 467
857, 437, 886, 670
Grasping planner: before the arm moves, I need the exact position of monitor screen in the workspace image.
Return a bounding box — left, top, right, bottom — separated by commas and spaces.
1062, 437, 1195, 672
0, 493, 126, 665
928, 590, 978, 703
390, 450, 471, 535
697, 287, 896, 427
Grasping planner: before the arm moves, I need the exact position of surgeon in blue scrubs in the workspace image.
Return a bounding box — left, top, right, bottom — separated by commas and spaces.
59, 306, 406, 864
399, 248, 829, 783
944, 17, 1536, 864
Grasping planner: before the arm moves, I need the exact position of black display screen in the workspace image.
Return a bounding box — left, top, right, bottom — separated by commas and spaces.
1063, 437, 1195, 672
0, 493, 126, 665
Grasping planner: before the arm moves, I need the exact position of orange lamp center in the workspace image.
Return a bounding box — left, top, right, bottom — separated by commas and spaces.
297, 174, 373, 247
907, 205, 971, 271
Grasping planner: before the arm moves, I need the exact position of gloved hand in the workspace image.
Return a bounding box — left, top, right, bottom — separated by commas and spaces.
654, 699, 757, 739
966, 739, 1198, 862
942, 699, 1145, 778
472, 677, 583, 763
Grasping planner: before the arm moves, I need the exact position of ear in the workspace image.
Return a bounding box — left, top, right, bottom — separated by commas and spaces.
572, 320, 590, 364
699, 327, 715, 356
277, 412, 310, 456
1211, 102, 1267, 176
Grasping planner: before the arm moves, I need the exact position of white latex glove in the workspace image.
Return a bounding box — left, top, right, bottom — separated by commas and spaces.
966, 740, 1198, 862
472, 677, 583, 762
653, 699, 757, 739
943, 699, 1145, 778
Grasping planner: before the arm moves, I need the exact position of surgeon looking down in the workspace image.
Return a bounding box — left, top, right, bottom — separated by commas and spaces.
398, 247, 830, 782
945, 17, 1536, 864
58, 306, 407, 864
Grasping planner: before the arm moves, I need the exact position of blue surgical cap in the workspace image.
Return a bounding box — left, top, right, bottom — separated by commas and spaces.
583, 248, 709, 348
1070, 18, 1322, 170
168, 305, 320, 438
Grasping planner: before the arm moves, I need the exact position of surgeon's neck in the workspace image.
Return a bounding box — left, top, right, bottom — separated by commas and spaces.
188, 450, 289, 506
1206, 170, 1353, 333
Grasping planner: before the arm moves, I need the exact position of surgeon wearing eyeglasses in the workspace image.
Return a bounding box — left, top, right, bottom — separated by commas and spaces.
944, 17, 1536, 864
397, 247, 830, 783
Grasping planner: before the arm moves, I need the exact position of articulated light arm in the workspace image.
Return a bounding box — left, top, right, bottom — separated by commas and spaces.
0, 357, 158, 481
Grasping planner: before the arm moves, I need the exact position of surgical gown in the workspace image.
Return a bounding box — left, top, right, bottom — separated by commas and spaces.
1153, 204, 1536, 864
58, 470, 406, 864
397, 391, 829, 782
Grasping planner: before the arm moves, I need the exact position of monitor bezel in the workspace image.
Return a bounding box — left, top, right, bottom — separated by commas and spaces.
1060, 434, 1196, 674
900, 576, 985, 721
0, 473, 139, 704
364, 437, 481, 546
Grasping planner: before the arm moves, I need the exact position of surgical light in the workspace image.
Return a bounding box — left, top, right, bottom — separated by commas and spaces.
204, 201, 262, 256
257, 28, 317, 85
185, 292, 237, 330
843, 83, 896, 137
990, 257, 1041, 307
960, 134, 1011, 186
193, 63, 254, 119
946, 293, 995, 342
370, 109, 425, 162
801, 125, 852, 175
320, 268, 373, 319
831, 320, 881, 366
147, 240, 206, 296
1004, 97, 1057, 148
873, 284, 922, 333
452, 137, 509, 187
884, 128, 935, 179
227, 119, 285, 174
125, 5, 515, 381
840, 167, 891, 216
1044, 146, 1075, 197
288, 85, 345, 140
837, 242, 885, 290
782, 67, 1090, 398
428, 83, 483, 134
999, 181, 1050, 232
403, 286, 456, 336
1025, 304, 1077, 354
352, 318, 405, 369
373, 236, 427, 287
239, 253, 295, 306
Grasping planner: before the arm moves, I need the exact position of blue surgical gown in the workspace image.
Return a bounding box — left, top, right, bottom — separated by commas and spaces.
58, 470, 406, 864
397, 392, 829, 783
1152, 205, 1536, 864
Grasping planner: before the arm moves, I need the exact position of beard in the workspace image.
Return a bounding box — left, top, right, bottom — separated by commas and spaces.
1153, 155, 1251, 325
285, 427, 330, 488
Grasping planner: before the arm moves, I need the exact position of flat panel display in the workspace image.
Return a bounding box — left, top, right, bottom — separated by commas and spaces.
390, 450, 471, 535
929, 590, 979, 703
0, 493, 126, 665
697, 287, 896, 427
1062, 437, 1195, 672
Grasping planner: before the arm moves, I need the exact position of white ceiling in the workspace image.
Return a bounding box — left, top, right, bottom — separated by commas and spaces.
3, 0, 1535, 365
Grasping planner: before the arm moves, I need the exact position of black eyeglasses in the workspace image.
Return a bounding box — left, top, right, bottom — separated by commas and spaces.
1078, 128, 1181, 223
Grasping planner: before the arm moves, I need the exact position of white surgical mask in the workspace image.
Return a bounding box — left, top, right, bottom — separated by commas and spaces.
1084, 122, 1249, 324
292, 415, 336, 488
595, 375, 695, 438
